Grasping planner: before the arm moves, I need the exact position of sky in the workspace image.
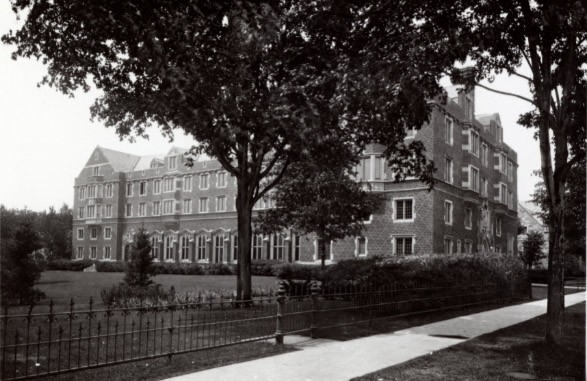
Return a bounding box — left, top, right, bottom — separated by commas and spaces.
0, 4, 541, 212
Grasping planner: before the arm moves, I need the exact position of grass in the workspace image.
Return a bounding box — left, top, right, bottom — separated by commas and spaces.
35, 271, 278, 307
353, 302, 586, 381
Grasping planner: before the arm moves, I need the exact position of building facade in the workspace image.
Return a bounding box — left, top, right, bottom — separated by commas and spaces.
72, 87, 518, 263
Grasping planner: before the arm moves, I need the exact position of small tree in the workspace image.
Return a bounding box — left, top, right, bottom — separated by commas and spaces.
255, 159, 384, 269
521, 231, 546, 270
123, 229, 155, 288
1, 218, 46, 305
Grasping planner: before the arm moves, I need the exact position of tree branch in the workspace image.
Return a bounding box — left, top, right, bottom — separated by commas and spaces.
255, 157, 291, 203
476, 83, 536, 106
509, 69, 533, 82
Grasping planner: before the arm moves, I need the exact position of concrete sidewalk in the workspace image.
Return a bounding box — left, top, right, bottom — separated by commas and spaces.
164, 292, 585, 381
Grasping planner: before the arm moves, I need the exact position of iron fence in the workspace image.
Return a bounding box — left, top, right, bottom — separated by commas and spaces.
1, 280, 529, 380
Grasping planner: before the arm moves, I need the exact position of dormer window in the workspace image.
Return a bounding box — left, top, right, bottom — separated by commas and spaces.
168, 156, 177, 170
93, 166, 99, 176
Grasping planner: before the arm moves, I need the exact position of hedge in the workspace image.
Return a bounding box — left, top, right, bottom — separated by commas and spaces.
46, 259, 95, 272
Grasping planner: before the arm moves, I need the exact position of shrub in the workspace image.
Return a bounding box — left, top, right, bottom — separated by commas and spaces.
151, 262, 204, 275
276, 263, 323, 281
47, 259, 95, 271
203, 263, 234, 275
95, 261, 127, 272
250, 260, 281, 276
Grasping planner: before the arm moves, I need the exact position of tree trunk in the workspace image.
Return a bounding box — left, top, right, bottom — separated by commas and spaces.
236, 179, 254, 303
319, 236, 326, 270
546, 203, 565, 344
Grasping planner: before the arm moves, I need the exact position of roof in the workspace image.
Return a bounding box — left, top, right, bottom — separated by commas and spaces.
518, 201, 546, 233
476, 113, 501, 126
444, 85, 463, 100
99, 147, 141, 172
133, 154, 166, 171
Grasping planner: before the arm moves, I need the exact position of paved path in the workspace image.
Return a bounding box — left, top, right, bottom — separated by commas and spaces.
164, 292, 585, 381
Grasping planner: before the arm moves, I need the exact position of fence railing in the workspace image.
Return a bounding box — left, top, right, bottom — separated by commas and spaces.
0, 280, 529, 380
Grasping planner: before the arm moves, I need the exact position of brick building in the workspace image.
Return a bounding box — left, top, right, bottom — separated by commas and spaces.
72, 86, 518, 263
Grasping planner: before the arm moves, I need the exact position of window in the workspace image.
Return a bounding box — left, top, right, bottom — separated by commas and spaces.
216, 196, 226, 212
96, 205, 102, 218
79, 187, 86, 200
90, 228, 98, 240
182, 199, 192, 214
470, 166, 479, 192
481, 177, 488, 198
87, 205, 96, 218
394, 199, 414, 221
500, 153, 507, 174
356, 236, 367, 256
168, 156, 177, 170
444, 117, 453, 145
90, 247, 97, 259
507, 234, 514, 255
394, 237, 413, 255
153, 180, 161, 194
77, 228, 84, 240
105, 184, 113, 198
196, 236, 207, 261
293, 235, 301, 261
180, 235, 190, 261
465, 207, 473, 229
500, 183, 508, 204
232, 234, 238, 262
252, 235, 263, 260
217, 171, 227, 188
135, 203, 145, 216
87, 185, 96, 198
199, 198, 209, 213
126, 183, 133, 197
271, 234, 285, 260
153, 201, 161, 216
163, 200, 174, 215
465, 97, 474, 119
481, 143, 489, 167
104, 246, 111, 260
150, 236, 159, 259
139, 181, 147, 196
76, 247, 84, 259
508, 191, 514, 209
163, 178, 174, 192
464, 240, 473, 254
508, 161, 514, 182
214, 235, 225, 263
444, 237, 453, 254
444, 200, 453, 225
78, 207, 84, 219
125, 203, 132, 217
374, 157, 386, 180
165, 236, 174, 260
200, 174, 209, 189
444, 157, 453, 184
470, 130, 480, 156
496, 217, 502, 237
183, 176, 192, 191
104, 227, 112, 239
93, 166, 99, 176
496, 124, 503, 144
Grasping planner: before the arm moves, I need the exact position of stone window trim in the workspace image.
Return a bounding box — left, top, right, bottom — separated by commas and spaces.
464, 239, 473, 254
444, 116, 454, 146
443, 235, 454, 254
77, 228, 84, 240
104, 227, 112, 240
313, 238, 334, 262
392, 197, 416, 223
163, 177, 175, 193
162, 199, 175, 215
464, 207, 473, 230
126, 183, 133, 197
76, 246, 84, 260
103, 246, 113, 261
199, 173, 210, 190
216, 171, 228, 188
355, 236, 368, 257
139, 181, 147, 196
90, 227, 98, 240
199, 197, 209, 213
216, 195, 227, 212
444, 156, 453, 184
183, 175, 193, 192
496, 217, 502, 237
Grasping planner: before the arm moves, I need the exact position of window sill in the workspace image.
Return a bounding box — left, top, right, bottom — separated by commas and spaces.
393, 219, 415, 223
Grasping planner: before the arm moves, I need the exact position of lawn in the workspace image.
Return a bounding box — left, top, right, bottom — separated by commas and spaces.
36, 271, 278, 307
354, 302, 586, 381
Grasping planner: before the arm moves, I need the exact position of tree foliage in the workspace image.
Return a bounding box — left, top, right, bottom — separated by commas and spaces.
123, 229, 156, 288
3, 1, 447, 300
1, 214, 46, 305
520, 231, 546, 270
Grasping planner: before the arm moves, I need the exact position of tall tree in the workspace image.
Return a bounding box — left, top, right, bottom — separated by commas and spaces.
406, 0, 586, 344
124, 229, 156, 288
521, 231, 546, 270
3, 1, 443, 300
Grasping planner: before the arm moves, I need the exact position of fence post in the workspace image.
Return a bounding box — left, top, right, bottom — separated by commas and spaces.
310, 281, 320, 338
275, 281, 286, 344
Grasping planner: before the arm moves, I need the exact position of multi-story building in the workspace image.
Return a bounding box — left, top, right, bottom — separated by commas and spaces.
72, 86, 518, 263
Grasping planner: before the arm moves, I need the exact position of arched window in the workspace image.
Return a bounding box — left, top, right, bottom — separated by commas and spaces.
165, 236, 174, 260
196, 236, 207, 261
272, 234, 285, 261
252, 235, 263, 260
180, 235, 190, 261
150, 236, 159, 259
214, 234, 225, 263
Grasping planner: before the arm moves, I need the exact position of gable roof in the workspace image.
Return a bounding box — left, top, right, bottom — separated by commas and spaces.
477, 113, 501, 126
99, 147, 141, 172
518, 201, 546, 233
133, 154, 166, 171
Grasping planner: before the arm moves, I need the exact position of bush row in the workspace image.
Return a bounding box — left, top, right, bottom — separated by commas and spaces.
277, 252, 529, 291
